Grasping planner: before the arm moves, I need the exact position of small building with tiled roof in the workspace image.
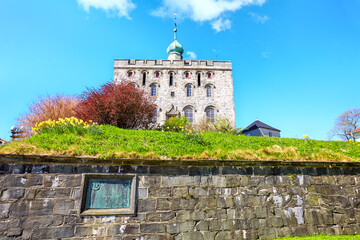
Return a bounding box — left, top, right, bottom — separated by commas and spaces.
0, 138, 7, 145
242, 120, 281, 137
351, 127, 360, 142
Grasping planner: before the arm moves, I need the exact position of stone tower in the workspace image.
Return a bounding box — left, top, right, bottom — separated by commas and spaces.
113, 24, 235, 126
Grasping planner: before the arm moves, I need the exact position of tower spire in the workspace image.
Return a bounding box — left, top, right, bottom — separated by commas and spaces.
174, 13, 177, 41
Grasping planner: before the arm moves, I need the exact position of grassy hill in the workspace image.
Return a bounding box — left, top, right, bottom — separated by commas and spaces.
0, 125, 359, 162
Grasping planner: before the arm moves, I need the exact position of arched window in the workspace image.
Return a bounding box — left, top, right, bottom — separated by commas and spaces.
206, 108, 215, 123
207, 72, 212, 79
152, 109, 158, 122
151, 84, 157, 96
185, 72, 190, 78
186, 84, 192, 97
184, 107, 193, 123
128, 71, 133, 78
142, 72, 146, 86
169, 73, 173, 86
206, 85, 212, 97
155, 71, 160, 78
197, 73, 201, 87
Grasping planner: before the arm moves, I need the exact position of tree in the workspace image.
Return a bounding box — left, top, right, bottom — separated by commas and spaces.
17, 95, 79, 137
330, 108, 360, 141
74, 82, 156, 129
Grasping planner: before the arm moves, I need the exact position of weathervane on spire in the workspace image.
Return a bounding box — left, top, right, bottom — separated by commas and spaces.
173, 13, 177, 40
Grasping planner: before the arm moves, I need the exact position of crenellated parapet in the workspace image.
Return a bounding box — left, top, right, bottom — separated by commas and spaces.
114, 59, 232, 70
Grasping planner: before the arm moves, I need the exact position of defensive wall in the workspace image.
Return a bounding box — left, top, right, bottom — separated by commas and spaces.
0, 154, 359, 239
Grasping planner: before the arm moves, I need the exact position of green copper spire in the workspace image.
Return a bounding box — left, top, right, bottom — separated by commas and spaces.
167, 14, 184, 59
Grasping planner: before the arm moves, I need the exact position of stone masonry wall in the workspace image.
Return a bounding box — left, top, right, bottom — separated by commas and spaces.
0, 155, 360, 239
113, 59, 236, 125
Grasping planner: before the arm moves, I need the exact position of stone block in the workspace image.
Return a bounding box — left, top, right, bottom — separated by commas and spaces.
22, 216, 63, 229
1, 188, 25, 201
337, 176, 356, 185
214, 231, 232, 240
32, 226, 75, 239
0, 203, 11, 218
189, 187, 207, 197
172, 187, 188, 198
267, 216, 284, 227
225, 176, 241, 187
140, 223, 166, 233
35, 188, 71, 198
146, 211, 175, 222
162, 176, 200, 187
175, 232, 204, 240
146, 234, 173, 240
108, 224, 139, 235
149, 187, 171, 197
138, 199, 156, 212
195, 221, 209, 231
139, 176, 161, 188
44, 175, 81, 187
137, 188, 148, 198
28, 200, 54, 216
157, 198, 172, 210
255, 207, 268, 219
6, 229, 22, 237
54, 200, 74, 215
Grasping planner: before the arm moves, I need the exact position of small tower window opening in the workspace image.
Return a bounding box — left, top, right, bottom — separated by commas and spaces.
186, 85, 192, 97
197, 73, 201, 87
169, 73, 173, 86
206, 108, 215, 123
206, 85, 212, 97
151, 85, 157, 96
185, 72, 190, 78
155, 72, 160, 78
128, 71, 133, 78
207, 72, 212, 79
142, 72, 146, 86
184, 107, 193, 123
171, 92, 175, 97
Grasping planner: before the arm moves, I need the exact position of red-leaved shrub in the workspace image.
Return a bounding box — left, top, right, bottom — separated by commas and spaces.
74, 82, 156, 129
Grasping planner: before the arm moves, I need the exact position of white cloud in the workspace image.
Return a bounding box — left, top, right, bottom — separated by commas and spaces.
151, 0, 267, 31
261, 51, 270, 58
249, 12, 269, 23
77, 0, 136, 18
211, 18, 231, 32
186, 51, 197, 59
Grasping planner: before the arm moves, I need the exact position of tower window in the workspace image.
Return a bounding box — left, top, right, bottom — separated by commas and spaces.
206, 108, 215, 123
128, 72, 133, 78
169, 73, 173, 86
151, 85, 157, 96
186, 85, 192, 97
184, 107, 193, 123
171, 92, 175, 97
185, 72, 190, 78
207, 72, 212, 79
197, 73, 201, 87
206, 85, 212, 97
142, 73, 146, 86
155, 72, 160, 78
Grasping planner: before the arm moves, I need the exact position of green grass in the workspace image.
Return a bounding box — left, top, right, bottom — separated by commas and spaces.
277, 234, 360, 239
0, 125, 359, 161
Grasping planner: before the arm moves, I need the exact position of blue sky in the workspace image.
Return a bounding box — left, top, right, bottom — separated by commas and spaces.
0, 0, 359, 141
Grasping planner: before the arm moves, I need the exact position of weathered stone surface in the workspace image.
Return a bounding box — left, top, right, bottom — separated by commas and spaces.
54, 200, 74, 215
140, 223, 166, 233
1, 158, 360, 239
1, 188, 24, 201
32, 226, 75, 239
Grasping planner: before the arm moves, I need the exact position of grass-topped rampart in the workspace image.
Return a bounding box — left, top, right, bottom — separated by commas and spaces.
1, 122, 359, 162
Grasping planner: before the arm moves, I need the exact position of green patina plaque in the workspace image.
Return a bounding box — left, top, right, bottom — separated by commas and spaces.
85, 178, 132, 209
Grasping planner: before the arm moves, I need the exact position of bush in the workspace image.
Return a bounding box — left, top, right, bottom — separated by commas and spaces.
74, 82, 156, 129
17, 95, 79, 137
162, 116, 188, 132
32, 117, 101, 136
193, 117, 240, 135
